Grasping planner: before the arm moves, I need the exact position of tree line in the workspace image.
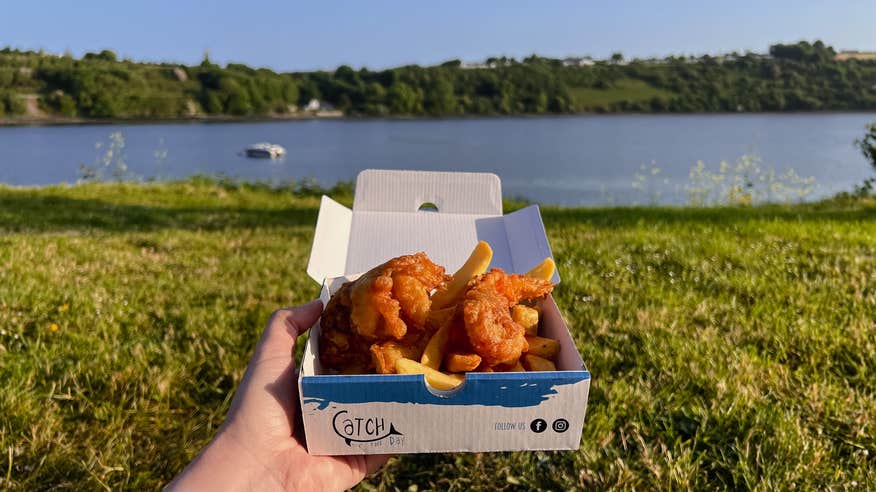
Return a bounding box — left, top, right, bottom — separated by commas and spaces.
0, 41, 874, 119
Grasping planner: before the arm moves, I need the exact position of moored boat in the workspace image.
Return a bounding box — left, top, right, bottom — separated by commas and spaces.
245, 142, 286, 158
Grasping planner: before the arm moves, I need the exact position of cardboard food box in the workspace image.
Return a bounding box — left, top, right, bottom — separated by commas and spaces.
300, 170, 591, 455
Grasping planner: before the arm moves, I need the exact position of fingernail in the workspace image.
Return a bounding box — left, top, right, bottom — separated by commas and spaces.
302, 299, 323, 310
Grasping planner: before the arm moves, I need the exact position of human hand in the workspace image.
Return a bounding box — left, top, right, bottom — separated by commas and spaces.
167, 300, 389, 491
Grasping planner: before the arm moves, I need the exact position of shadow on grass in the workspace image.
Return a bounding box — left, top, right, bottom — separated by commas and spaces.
3, 188, 875, 234
0, 193, 320, 233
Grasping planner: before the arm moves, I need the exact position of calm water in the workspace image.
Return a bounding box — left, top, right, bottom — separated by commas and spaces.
1, 114, 874, 206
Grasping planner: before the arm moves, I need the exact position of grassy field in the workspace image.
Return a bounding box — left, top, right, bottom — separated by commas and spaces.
1, 179, 875, 490
569, 79, 675, 111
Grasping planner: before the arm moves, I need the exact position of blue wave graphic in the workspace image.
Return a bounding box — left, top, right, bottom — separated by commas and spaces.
302, 371, 589, 410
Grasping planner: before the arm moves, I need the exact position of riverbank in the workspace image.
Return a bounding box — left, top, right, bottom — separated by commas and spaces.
2, 109, 876, 128
0, 110, 345, 127
1, 179, 874, 489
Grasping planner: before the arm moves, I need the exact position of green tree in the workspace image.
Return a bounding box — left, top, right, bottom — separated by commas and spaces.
471, 96, 494, 114
225, 89, 252, 115
337, 93, 352, 112
46, 91, 77, 116
202, 90, 223, 114
387, 82, 421, 114
1, 92, 26, 115
282, 79, 299, 105
83, 50, 117, 62
334, 65, 359, 85
495, 81, 516, 114
246, 79, 266, 113
425, 78, 457, 114
856, 123, 876, 171
90, 92, 121, 117
0, 68, 14, 87
366, 82, 386, 101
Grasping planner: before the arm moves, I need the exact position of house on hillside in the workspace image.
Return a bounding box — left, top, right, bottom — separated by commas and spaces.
303, 99, 338, 115
562, 57, 594, 67
304, 99, 320, 112
304, 99, 335, 112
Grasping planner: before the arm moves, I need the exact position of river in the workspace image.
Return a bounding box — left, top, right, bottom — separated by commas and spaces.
1, 113, 874, 206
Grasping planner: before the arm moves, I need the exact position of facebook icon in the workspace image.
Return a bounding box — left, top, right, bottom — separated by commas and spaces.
530, 419, 547, 433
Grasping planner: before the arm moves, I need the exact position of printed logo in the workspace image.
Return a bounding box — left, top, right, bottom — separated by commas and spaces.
332, 410, 402, 446
530, 418, 547, 433
552, 418, 569, 433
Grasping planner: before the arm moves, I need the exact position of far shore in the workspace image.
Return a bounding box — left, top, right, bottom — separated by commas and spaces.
0, 111, 345, 127
2, 110, 876, 128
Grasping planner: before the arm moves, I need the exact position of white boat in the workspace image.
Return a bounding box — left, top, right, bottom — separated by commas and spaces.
245, 142, 286, 159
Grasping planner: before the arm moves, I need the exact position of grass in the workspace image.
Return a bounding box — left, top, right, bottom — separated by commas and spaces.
1, 179, 875, 490
570, 79, 675, 110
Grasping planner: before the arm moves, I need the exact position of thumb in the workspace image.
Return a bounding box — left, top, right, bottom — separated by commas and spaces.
221, 300, 324, 455
275, 299, 324, 338
254, 299, 324, 364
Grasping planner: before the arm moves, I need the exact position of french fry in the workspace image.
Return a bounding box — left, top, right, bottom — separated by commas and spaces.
396, 358, 464, 390
444, 352, 482, 372
525, 335, 560, 360
526, 257, 556, 281
371, 340, 422, 374
420, 322, 451, 369
522, 354, 557, 372
430, 241, 493, 310
426, 306, 455, 332
511, 305, 540, 336
495, 359, 526, 372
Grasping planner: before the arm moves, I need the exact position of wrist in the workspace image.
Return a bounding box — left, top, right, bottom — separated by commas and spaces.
166, 427, 283, 491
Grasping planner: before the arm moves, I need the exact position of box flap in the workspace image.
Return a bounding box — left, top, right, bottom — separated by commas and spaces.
502, 205, 560, 284
354, 169, 502, 214
307, 170, 560, 284
307, 196, 353, 283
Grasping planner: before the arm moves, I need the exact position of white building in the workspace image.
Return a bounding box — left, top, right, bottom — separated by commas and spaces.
304, 99, 321, 111
562, 57, 594, 67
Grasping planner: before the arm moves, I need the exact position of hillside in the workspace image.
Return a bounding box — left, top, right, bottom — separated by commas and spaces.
1, 41, 876, 121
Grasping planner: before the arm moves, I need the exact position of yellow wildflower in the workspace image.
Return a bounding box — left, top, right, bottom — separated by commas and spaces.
50, 323, 59, 332
59, 304, 69, 312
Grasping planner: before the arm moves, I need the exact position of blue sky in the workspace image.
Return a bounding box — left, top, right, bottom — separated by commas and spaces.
3, 1, 874, 71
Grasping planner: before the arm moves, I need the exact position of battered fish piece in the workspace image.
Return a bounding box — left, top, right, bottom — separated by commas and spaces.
319, 252, 446, 372
462, 269, 553, 366
318, 283, 373, 371
348, 252, 446, 340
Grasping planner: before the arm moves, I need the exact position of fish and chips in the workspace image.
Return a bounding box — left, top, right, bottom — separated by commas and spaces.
318, 241, 563, 389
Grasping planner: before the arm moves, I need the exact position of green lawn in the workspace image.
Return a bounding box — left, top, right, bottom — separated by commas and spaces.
1, 180, 875, 490
570, 79, 675, 110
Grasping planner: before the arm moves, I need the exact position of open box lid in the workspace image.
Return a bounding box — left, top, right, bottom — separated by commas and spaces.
307, 170, 560, 283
